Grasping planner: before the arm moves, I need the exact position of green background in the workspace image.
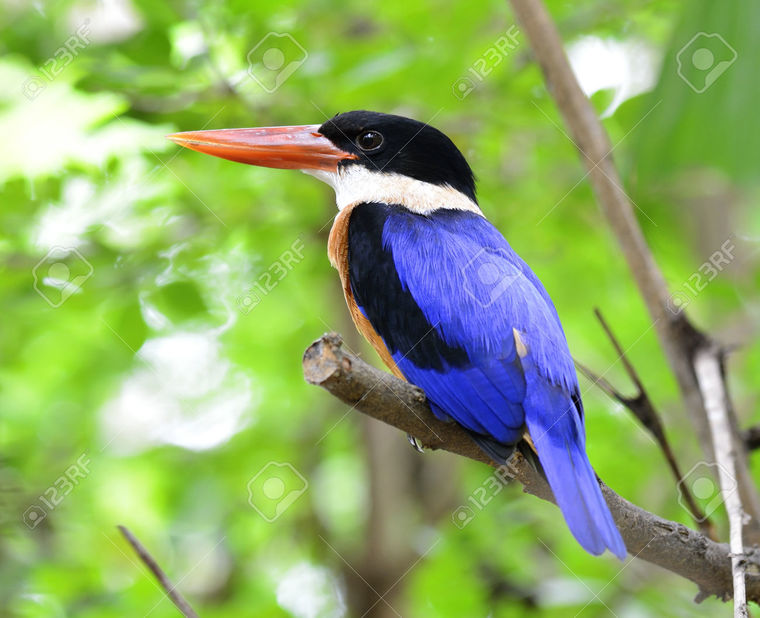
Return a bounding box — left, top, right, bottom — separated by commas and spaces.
1, 0, 759, 616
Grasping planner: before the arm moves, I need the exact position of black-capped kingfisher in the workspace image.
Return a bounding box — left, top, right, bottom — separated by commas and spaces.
168, 111, 626, 559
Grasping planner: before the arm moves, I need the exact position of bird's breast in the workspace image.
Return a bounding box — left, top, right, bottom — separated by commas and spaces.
327, 203, 405, 378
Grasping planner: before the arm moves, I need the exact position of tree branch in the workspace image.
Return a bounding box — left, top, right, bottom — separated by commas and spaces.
505, 0, 760, 543
743, 425, 760, 451
576, 308, 714, 538
303, 333, 760, 604
117, 525, 200, 618
695, 349, 749, 616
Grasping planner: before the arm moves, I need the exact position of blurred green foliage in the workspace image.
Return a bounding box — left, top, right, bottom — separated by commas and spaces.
1, 0, 758, 616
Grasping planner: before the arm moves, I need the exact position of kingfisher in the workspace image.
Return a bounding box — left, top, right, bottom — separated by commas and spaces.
168, 110, 626, 559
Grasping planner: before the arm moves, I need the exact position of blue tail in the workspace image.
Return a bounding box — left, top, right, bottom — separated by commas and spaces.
522, 368, 627, 560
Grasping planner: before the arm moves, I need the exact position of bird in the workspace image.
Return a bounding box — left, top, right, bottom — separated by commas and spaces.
168, 110, 627, 560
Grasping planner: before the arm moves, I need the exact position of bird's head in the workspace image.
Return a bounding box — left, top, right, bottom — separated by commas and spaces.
168, 110, 478, 214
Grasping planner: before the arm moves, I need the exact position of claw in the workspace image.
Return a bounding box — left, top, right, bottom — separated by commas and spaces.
407, 433, 425, 453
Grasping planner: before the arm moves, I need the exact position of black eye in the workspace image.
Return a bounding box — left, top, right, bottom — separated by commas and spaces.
355, 130, 384, 151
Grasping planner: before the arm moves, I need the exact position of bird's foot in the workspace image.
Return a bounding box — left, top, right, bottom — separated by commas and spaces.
514, 439, 542, 474
407, 433, 425, 453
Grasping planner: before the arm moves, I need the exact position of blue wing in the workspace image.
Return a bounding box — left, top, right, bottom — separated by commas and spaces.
381, 207, 579, 424
347, 203, 625, 559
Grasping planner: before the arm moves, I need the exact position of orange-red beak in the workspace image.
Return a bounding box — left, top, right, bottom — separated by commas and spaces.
167, 125, 356, 171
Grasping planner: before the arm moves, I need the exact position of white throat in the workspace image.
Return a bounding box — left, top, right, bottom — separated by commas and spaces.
304, 165, 481, 215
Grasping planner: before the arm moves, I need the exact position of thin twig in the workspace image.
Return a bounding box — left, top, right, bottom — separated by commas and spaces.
695, 349, 748, 617
303, 333, 760, 604
576, 360, 714, 539
593, 308, 646, 397
117, 525, 200, 618
578, 309, 714, 537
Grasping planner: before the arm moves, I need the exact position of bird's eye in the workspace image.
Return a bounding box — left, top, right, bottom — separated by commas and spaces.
355, 130, 384, 151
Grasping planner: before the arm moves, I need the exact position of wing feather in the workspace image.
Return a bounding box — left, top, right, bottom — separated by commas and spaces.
380, 208, 579, 442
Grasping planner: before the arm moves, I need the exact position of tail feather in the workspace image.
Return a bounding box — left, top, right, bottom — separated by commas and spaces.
523, 370, 626, 560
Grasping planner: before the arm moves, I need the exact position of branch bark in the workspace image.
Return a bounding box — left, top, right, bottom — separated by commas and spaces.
695, 349, 749, 617
303, 333, 760, 604
505, 0, 760, 543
